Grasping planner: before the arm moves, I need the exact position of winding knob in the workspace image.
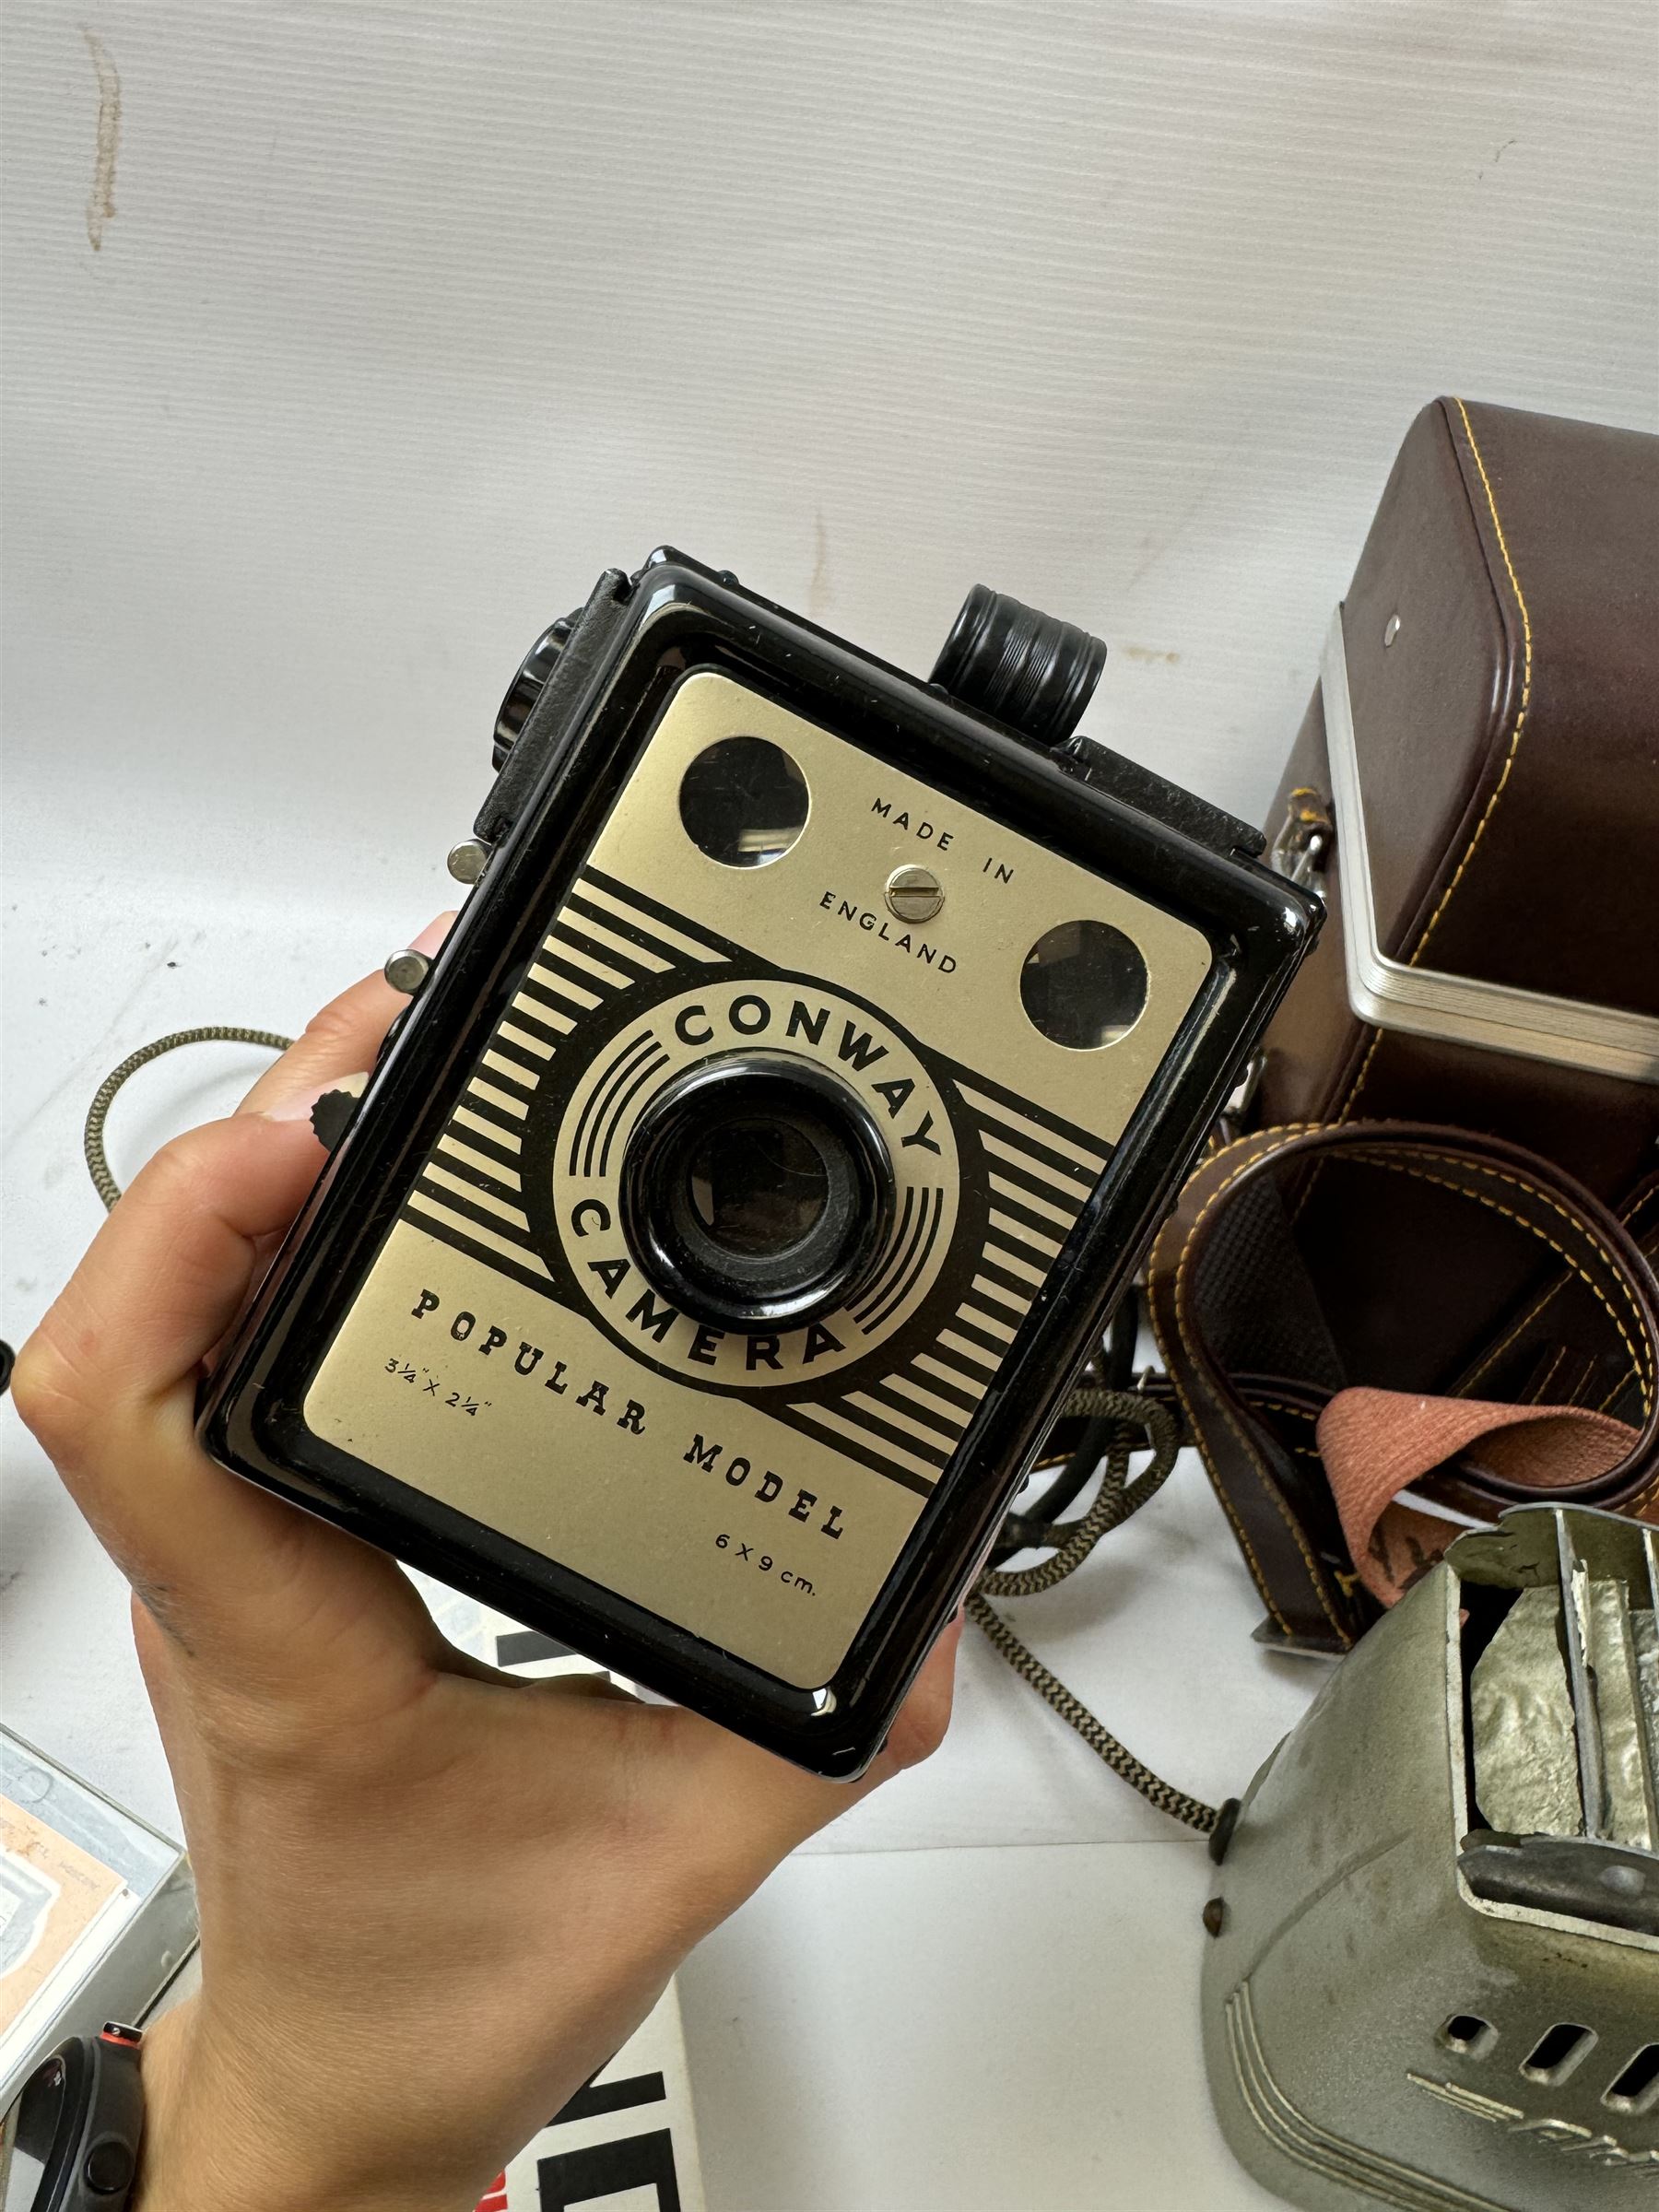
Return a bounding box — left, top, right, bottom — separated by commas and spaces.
492, 615, 574, 769
931, 585, 1106, 748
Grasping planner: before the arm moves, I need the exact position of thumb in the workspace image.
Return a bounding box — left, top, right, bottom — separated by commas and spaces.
658, 1609, 963, 1888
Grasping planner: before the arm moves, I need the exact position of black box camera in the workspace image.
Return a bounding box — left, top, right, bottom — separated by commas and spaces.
200, 550, 1318, 1775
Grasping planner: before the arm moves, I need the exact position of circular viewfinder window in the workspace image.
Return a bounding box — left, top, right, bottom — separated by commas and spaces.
1020, 919, 1148, 1049
679, 735, 808, 867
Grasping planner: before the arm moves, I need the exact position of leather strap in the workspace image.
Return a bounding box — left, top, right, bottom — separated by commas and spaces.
1317, 1387, 1637, 1605
1147, 1120, 1659, 1653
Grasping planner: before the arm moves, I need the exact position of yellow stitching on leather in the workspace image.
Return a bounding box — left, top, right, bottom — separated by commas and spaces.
1596, 1368, 1640, 1419
1377, 1157, 1652, 1399
1335, 1024, 1384, 1123
1161, 1128, 1349, 1640
1148, 1223, 1288, 1627
1160, 1126, 1659, 1622
1147, 1302, 1291, 1631
1293, 1025, 1383, 1231
1248, 1397, 1321, 1424
1408, 399, 1534, 965
1344, 1151, 1652, 1415
1296, 1025, 1383, 1226
1369, 1146, 1654, 1394
1163, 1126, 1659, 1586
1342, 1141, 1659, 1501
1528, 1343, 1570, 1406
1149, 1131, 1324, 1638
1450, 1174, 1659, 1398
1459, 1169, 1659, 1391
1463, 1269, 1573, 1394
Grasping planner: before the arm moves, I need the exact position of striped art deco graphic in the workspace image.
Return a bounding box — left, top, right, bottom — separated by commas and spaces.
401, 866, 1112, 1500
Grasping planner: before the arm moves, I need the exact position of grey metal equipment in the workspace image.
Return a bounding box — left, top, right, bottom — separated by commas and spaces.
1202, 1504, 1659, 2210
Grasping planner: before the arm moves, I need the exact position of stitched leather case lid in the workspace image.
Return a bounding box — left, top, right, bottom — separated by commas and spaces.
1343, 396, 1659, 1017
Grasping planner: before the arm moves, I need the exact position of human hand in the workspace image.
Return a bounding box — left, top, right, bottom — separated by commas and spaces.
14, 921, 959, 2212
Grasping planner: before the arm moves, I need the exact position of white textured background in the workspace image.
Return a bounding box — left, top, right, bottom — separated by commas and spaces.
4, 4, 1656, 2206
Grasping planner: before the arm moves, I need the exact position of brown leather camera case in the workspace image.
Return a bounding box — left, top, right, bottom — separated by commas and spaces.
1151, 399, 1659, 1651
1257, 396, 1659, 1401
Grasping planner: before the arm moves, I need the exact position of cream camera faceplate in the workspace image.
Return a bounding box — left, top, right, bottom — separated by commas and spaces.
304, 674, 1215, 1687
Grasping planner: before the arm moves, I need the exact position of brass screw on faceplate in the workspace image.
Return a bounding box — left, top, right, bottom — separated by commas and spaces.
885, 865, 945, 924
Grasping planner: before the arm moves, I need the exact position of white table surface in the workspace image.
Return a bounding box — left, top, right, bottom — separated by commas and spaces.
1, 877, 1312, 2208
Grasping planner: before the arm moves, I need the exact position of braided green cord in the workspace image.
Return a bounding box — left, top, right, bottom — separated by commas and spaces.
980, 1388, 1178, 1599
971, 1383, 1220, 1834
84, 1028, 293, 1210
966, 1591, 1218, 1833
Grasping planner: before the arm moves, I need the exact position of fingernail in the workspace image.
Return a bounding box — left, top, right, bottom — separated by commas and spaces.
263, 1072, 368, 1124
410, 911, 457, 957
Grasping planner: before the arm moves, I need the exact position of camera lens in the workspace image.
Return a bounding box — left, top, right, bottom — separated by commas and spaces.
621, 1053, 894, 1331
688, 1117, 830, 1258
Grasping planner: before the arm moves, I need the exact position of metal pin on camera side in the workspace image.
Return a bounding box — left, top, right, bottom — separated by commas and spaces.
383, 948, 432, 994
447, 837, 491, 884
